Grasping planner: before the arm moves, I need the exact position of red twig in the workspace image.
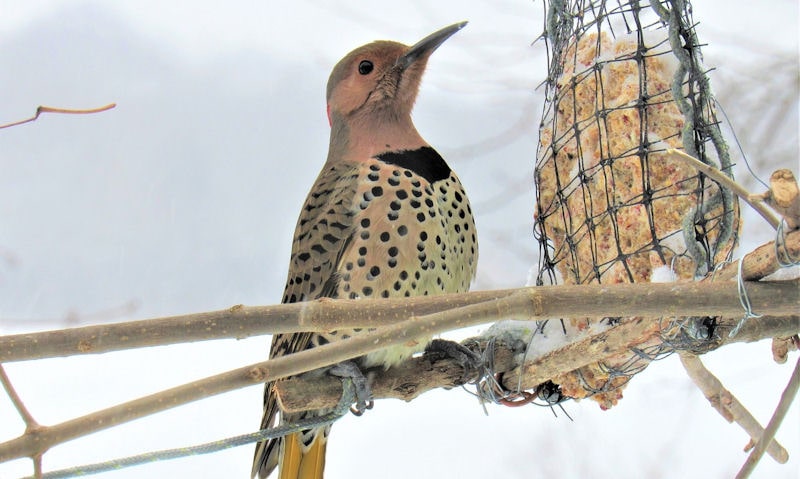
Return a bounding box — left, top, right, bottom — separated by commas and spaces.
0, 103, 116, 130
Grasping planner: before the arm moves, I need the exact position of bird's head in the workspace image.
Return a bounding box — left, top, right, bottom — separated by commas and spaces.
326, 22, 467, 127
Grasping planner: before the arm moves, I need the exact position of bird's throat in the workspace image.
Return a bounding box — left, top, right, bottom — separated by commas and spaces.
328, 112, 427, 164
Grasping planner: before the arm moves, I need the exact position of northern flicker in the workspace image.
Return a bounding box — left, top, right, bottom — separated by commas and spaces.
252, 22, 477, 479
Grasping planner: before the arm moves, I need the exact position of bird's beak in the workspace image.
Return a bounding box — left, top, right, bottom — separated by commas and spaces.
397, 21, 467, 69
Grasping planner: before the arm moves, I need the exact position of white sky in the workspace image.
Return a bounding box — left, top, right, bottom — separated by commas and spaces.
0, 1, 797, 478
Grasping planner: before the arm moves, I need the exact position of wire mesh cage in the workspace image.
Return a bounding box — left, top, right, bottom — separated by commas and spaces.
532, 0, 741, 408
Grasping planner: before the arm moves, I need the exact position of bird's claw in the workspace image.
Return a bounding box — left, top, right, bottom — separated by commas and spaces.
329, 361, 372, 415
350, 400, 374, 416
425, 338, 484, 384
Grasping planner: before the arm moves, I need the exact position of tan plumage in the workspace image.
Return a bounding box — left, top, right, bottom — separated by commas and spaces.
253, 22, 477, 479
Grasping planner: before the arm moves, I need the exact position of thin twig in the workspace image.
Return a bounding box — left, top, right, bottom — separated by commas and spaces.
0, 104, 116, 130
735, 355, 800, 478
679, 353, 788, 463
0, 364, 38, 428
667, 148, 781, 228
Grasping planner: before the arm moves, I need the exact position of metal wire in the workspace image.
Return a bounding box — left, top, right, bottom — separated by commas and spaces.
22, 379, 357, 479
775, 219, 800, 268
729, 258, 763, 338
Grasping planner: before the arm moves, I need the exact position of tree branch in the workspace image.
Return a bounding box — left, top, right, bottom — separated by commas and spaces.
1, 281, 796, 463
667, 149, 781, 228
274, 315, 799, 412
708, 229, 799, 282
1, 254, 798, 363
0, 365, 38, 428
749, 169, 800, 230
0, 230, 797, 467
0, 295, 547, 462
736, 355, 800, 478
0, 103, 116, 130
679, 352, 788, 463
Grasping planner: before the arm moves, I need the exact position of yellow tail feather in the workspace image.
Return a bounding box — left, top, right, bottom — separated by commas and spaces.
280, 432, 327, 479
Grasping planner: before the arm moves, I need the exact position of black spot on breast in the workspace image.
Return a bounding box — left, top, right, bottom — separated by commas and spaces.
377, 147, 451, 183
322, 233, 338, 244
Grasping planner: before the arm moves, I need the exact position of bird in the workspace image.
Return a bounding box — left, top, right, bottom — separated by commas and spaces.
253, 22, 478, 479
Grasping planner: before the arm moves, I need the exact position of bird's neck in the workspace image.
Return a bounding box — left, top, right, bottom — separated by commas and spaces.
328, 111, 427, 163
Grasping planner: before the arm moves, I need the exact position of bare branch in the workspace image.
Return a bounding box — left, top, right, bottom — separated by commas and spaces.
750, 169, 800, 230
0, 290, 513, 362
0, 365, 38, 428
0, 103, 116, 130
275, 315, 799, 412
1, 281, 796, 464
0, 227, 796, 467
771, 335, 799, 364
736, 356, 800, 478
679, 353, 788, 463
2, 272, 798, 363
667, 148, 781, 228
0, 297, 530, 462
713, 229, 800, 282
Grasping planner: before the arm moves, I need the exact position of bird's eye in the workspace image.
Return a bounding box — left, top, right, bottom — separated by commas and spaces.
358, 60, 374, 75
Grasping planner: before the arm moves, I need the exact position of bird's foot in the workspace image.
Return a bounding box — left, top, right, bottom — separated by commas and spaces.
328, 360, 373, 416
424, 339, 484, 385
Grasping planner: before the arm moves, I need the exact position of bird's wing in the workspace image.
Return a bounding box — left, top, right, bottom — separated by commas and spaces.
253, 161, 360, 478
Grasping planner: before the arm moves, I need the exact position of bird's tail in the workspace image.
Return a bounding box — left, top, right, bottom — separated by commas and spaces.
279, 431, 327, 479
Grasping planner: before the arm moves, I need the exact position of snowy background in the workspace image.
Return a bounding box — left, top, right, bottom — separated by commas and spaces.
0, 1, 798, 478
